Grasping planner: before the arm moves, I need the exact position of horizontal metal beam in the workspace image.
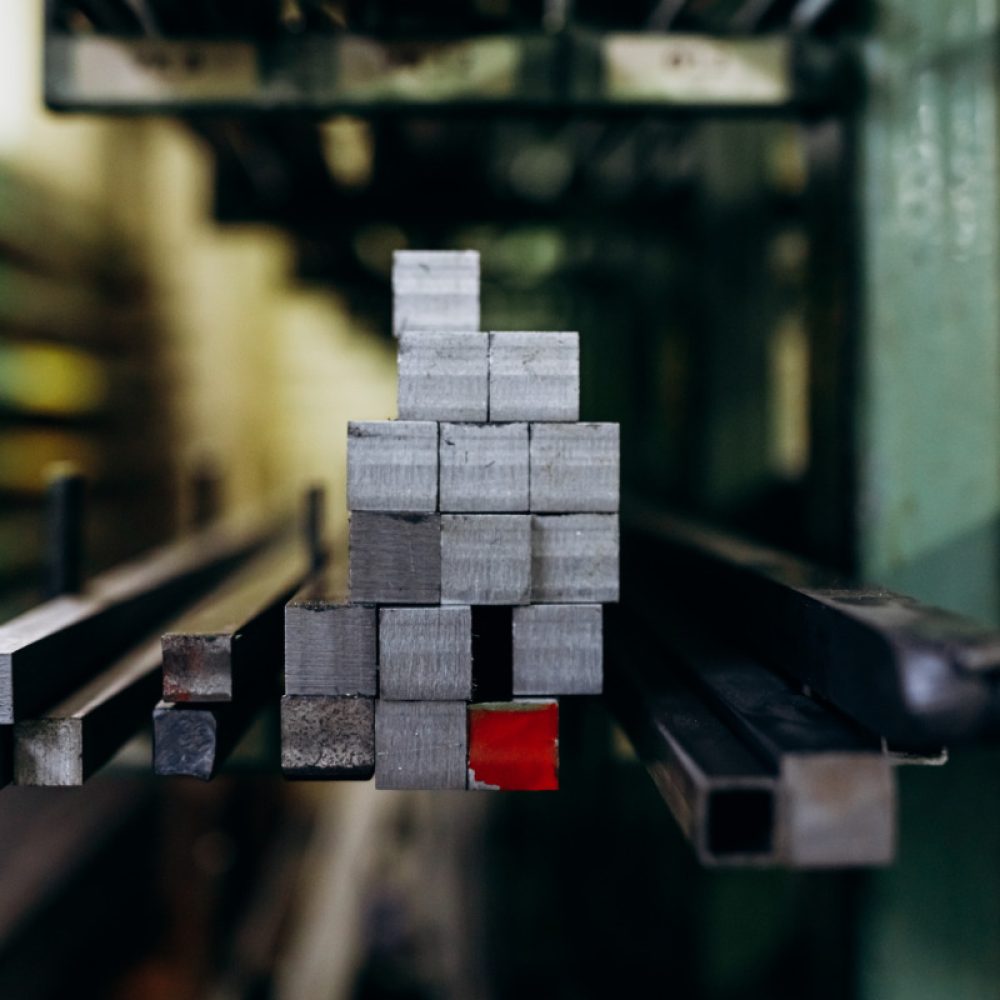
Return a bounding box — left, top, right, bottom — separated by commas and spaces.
13, 635, 161, 786
45, 31, 806, 114
0, 513, 272, 725
624, 503, 1000, 746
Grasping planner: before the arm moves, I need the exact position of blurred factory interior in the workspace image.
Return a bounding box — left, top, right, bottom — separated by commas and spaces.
2, 0, 1000, 997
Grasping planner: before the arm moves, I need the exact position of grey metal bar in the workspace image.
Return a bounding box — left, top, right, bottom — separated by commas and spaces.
624, 502, 1000, 745
13, 635, 161, 786
161, 542, 308, 703
152, 698, 261, 781
283, 566, 376, 700
155, 539, 308, 779
280, 695, 375, 780
604, 607, 778, 867
632, 606, 896, 866
0, 512, 272, 725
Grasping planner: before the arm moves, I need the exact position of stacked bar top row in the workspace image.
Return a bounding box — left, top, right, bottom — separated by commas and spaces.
397, 330, 579, 423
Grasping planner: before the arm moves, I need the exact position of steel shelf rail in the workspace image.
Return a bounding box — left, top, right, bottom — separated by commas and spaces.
43, 30, 844, 115
623, 500, 1000, 746
0, 511, 274, 729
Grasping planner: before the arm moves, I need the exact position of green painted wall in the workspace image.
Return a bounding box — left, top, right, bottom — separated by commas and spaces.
858, 4, 1000, 998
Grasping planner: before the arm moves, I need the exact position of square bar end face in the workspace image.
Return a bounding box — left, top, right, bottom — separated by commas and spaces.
347, 421, 438, 513
489, 332, 579, 422
529, 423, 620, 513
531, 514, 619, 604
162, 633, 233, 702
779, 755, 895, 867
14, 719, 82, 786
439, 423, 528, 512
284, 602, 376, 696
398, 331, 488, 422
152, 701, 219, 780
349, 512, 441, 605
468, 700, 559, 791
375, 700, 467, 789
280, 695, 375, 779
512, 604, 602, 695
379, 607, 473, 701
441, 514, 531, 605
392, 250, 480, 338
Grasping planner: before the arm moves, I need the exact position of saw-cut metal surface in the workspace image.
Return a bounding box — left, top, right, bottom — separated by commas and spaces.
439, 422, 529, 513
280, 695, 375, 779
349, 512, 441, 605
397, 330, 488, 422
392, 250, 480, 338
14, 635, 161, 786
512, 603, 603, 695
529, 422, 620, 513
285, 576, 376, 697
488, 331, 579, 422
379, 606, 473, 701
441, 514, 531, 605
375, 700, 468, 790
162, 542, 307, 703
347, 420, 438, 513
530, 514, 620, 603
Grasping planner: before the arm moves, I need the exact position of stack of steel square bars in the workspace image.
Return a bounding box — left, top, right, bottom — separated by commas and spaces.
281, 250, 620, 790
8, 250, 1000, 863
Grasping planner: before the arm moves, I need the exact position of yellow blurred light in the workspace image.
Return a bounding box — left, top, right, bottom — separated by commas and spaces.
319, 116, 375, 190
0, 343, 109, 416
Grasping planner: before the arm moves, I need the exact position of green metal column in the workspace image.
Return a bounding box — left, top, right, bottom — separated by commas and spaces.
857, 4, 1000, 999
857, 0, 1000, 621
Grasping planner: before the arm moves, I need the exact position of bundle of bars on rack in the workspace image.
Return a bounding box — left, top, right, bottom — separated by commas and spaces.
6, 248, 1000, 865
281, 250, 620, 790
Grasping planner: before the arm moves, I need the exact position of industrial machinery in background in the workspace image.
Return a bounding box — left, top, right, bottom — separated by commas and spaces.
0, 0, 997, 998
